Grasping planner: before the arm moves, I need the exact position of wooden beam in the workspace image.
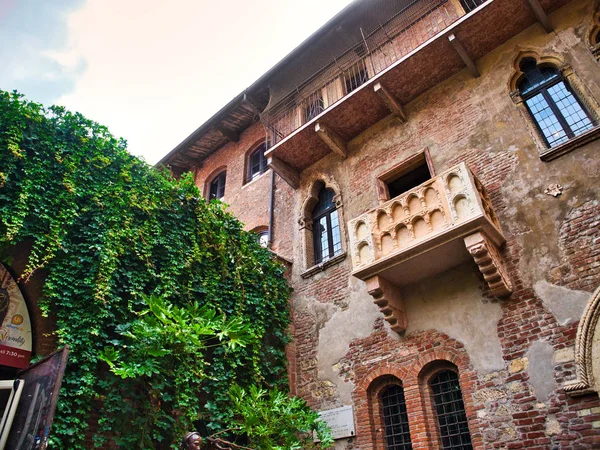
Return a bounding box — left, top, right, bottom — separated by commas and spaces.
315, 122, 347, 158
373, 82, 407, 123
267, 155, 299, 189
216, 124, 240, 143
527, 0, 553, 33
448, 34, 480, 78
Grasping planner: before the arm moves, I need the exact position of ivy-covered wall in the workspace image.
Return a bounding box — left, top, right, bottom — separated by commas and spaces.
0, 91, 292, 449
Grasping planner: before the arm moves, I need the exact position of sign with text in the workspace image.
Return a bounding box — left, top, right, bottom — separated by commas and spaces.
319, 405, 355, 440
5, 347, 69, 450
0, 265, 32, 369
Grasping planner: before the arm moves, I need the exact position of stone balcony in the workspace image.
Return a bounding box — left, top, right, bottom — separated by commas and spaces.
348, 162, 512, 333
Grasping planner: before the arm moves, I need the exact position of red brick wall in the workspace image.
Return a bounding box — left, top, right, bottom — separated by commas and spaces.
182, 2, 600, 449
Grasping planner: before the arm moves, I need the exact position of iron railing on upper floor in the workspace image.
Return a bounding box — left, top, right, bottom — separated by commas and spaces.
261, 0, 487, 148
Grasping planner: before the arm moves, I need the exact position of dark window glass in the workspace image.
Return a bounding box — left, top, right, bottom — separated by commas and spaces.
519, 58, 593, 147
209, 171, 226, 200
387, 162, 431, 199
430, 371, 472, 450
381, 385, 413, 450
256, 230, 269, 248
248, 144, 268, 181
312, 187, 342, 264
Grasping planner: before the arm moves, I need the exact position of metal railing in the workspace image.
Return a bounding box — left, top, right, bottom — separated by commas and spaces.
261, 0, 487, 148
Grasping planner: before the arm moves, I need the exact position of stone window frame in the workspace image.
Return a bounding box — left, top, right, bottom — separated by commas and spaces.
508, 51, 600, 161
204, 166, 227, 200
564, 284, 600, 397
299, 177, 347, 278
586, 5, 600, 61
354, 348, 482, 450
375, 148, 435, 204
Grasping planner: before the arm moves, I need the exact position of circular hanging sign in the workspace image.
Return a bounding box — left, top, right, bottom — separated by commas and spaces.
0, 265, 32, 368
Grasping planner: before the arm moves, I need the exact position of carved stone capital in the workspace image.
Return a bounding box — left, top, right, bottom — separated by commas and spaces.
558, 63, 574, 79
509, 89, 523, 105
464, 232, 512, 297
365, 276, 407, 333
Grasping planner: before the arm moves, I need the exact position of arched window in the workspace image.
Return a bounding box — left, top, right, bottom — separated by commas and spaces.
209, 171, 226, 200
429, 370, 472, 450
312, 186, 342, 264
247, 143, 268, 182
380, 384, 413, 450
518, 58, 593, 148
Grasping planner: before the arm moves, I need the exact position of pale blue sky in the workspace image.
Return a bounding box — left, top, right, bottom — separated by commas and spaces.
0, 0, 353, 163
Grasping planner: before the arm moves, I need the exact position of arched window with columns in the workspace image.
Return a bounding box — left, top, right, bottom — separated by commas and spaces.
509, 52, 600, 160
517, 58, 593, 147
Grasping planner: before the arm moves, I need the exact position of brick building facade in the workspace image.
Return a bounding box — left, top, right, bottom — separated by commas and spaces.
160, 0, 600, 448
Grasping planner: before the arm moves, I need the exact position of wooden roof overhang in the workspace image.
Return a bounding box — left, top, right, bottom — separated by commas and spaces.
157, 90, 269, 176
264, 0, 569, 189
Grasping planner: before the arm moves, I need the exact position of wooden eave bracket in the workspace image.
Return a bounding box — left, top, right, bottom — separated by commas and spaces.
267, 155, 299, 189
365, 276, 407, 333
527, 0, 553, 33
373, 82, 407, 123
315, 122, 347, 158
448, 34, 480, 79
216, 124, 240, 143
464, 232, 513, 298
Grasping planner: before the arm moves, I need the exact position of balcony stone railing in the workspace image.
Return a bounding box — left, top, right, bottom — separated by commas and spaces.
348, 163, 512, 333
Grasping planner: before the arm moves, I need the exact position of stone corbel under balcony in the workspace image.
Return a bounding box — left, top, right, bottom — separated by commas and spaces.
348, 162, 512, 333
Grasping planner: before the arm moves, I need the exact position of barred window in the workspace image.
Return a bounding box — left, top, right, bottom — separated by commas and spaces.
380, 385, 413, 450
430, 370, 472, 450
518, 58, 594, 148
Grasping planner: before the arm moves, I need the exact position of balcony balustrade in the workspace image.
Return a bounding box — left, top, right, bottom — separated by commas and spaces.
263, 0, 564, 188
347, 163, 512, 333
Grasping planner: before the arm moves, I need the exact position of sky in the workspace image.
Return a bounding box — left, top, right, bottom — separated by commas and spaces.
0, 0, 354, 164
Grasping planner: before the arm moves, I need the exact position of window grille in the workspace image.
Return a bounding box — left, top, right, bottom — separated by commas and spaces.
312, 187, 342, 264
519, 58, 594, 147
380, 385, 413, 450
430, 370, 472, 450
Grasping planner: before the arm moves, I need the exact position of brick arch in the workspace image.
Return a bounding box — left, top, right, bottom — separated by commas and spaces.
203, 165, 227, 198
354, 367, 413, 450
353, 346, 483, 449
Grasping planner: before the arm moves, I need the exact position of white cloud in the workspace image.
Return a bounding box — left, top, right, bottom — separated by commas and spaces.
55, 0, 354, 164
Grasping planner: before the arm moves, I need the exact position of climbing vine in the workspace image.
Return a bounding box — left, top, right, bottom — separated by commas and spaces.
0, 90, 303, 449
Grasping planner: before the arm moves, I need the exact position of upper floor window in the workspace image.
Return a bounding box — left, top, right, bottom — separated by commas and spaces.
429, 370, 472, 450
209, 171, 226, 200
380, 384, 413, 450
312, 186, 342, 264
305, 93, 325, 122
344, 60, 369, 94
247, 143, 268, 182
518, 58, 593, 148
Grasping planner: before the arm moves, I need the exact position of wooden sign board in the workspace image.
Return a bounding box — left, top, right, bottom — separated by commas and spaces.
0, 265, 32, 369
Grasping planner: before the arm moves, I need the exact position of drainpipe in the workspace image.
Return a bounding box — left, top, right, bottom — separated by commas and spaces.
268, 166, 275, 246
